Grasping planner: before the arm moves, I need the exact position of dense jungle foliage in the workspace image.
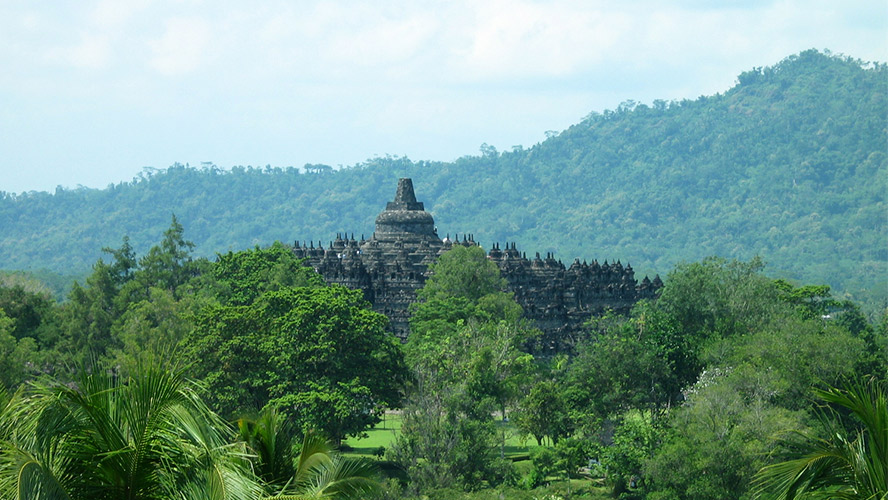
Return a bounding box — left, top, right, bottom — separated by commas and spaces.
0, 220, 885, 499
1, 50, 885, 309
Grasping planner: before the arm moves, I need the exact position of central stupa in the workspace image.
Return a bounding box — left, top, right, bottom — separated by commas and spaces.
292, 178, 463, 337
372, 178, 441, 244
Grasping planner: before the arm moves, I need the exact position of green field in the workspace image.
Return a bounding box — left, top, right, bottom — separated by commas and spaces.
341, 411, 404, 456
342, 413, 535, 459
342, 413, 615, 498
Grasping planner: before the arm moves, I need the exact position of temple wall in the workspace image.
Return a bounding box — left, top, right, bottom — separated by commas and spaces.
290, 179, 661, 344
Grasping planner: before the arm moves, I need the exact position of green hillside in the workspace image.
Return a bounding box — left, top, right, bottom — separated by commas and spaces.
1, 50, 885, 305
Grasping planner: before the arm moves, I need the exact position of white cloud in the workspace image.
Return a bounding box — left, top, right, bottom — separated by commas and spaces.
0, 0, 885, 193
458, 1, 624, 79
91, 0, 153, 29
325, 12, 437, 69
46, 32, 112, 69
148, 17, 212, 76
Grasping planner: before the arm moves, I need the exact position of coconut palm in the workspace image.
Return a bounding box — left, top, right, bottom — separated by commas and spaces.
237, 408, 299, 492
237, 408, 382, 499
754, 379, 887, 500
0, 361, 262, 500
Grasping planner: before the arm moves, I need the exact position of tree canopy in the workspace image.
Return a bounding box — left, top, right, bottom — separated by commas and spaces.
184, 284, 406, 443
0, 220, 884, 499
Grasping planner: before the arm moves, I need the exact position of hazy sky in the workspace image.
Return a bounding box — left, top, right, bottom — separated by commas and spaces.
2, 0, 885, 194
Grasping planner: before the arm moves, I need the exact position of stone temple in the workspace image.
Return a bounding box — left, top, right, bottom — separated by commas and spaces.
292, 178, 661, 347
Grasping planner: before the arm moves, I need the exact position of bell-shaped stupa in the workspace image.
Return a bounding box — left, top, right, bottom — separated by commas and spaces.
372, 178, 440, 243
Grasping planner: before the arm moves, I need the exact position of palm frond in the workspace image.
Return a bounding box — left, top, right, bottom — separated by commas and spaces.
236, 408, 298, 488
0, 441, 75, 500
754, 379, 888, 500
292, 432, 334, 488
0, 361, 264, 500
305, 456, 382, 499
815, 379, 888, 497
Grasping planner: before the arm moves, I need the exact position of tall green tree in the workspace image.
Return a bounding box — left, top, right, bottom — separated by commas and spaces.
0, 310, 39, 389
184, 285, 406, 443
102, 235, 137, 288
645, 367, 806, 500
56, 223, 207, 366
406, 246, 529, 393
58, 259, 121, 362
0, 283, 57, 348
106, 287, 204, 376
126, 215, 202, 301
212, 242, 322, 306
564, 258, 787, 430
408, 245, 521, 344
514, 380, 573, 446
565, 305, 681, 424
657, 257, 782, 344
392, 246, 532, 493
415, 245, 509, 304
387, 376, 515, 493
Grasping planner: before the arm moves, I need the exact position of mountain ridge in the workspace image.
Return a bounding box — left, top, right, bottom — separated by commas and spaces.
2, 50, 885, 306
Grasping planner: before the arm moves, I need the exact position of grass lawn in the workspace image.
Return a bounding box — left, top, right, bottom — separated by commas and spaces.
342, 413, 614, 498
341, 411, 403, 457
343, 413, 536, 460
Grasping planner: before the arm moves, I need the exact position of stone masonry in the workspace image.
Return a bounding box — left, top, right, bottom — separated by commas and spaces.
291, 178, 661, 345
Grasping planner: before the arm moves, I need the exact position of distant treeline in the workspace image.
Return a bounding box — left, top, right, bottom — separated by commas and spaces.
1, 49, 885, 308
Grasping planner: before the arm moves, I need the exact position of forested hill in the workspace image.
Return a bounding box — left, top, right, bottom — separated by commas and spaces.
2, 50, 886, 305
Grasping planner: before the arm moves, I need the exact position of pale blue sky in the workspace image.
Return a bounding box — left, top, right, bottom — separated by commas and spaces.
1, 0, 885, 194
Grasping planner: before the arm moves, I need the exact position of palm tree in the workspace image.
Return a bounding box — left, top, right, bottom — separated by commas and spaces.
237, 408, 298, 492
754, 379, 887, 500
0, 363, 382, 500
0, 361, 262, 500
237, 408, 382, 499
